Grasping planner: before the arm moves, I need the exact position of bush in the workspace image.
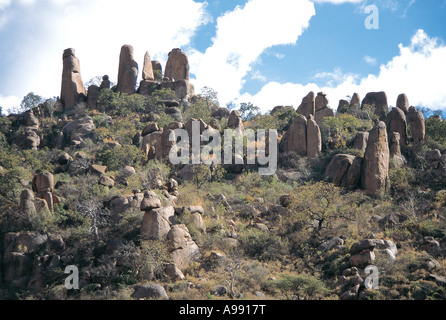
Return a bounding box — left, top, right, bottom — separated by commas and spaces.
267, 274, 330, 300
96, 145, 145, 172
320, 114, 372, 150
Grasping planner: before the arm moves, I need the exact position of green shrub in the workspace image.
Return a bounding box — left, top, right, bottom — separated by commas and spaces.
267, 274, 330, 300
96, 145, 145, 172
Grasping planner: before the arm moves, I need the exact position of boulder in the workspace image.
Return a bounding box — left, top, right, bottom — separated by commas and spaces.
349, 250, 375, 267
117, 45, 138, 94
87, 85, 100, 110
350, 93, 361, 108
425, 149, 444, 169
60, 48, 86, 111
227, 110, 244, 132
164, 263, 185, 281
100, 75, 111, 89
325, 154, 355, 186
98, 175, 115, 188
361, 91, 388, 119
164, 48, 189, 81
19, 189, 36, 216
396, 93, 410, 114
166, 224, 200, 271
408, 107, 425, 151
362, 121, 389, 196
353, 131, 369, 151
109, 196, 130, 222
385, 107, 407, 147
318, 237, 344, 252
297, 91, 315, 118
141, 206, 176, 240
212, 107, 231, 119
89, 164, 107, 175
315, 106, 334, 125
32, 172, 54, 193
131, 283, 168, 300
140, 190, 162, 211
62, 116, 95, 145
279, 114, 307, 156
141, 122, 160, 136
389, 132, 406, 168
341, 156, 363, 190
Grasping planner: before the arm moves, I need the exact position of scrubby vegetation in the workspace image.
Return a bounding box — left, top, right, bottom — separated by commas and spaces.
0, 87, 445, 301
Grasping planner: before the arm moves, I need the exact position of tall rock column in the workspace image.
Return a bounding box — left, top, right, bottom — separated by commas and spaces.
117, 45, 138, 94
362, 121, 390, 196
61, 48, 86, 111
297, 91, 315, 118
164, 48, 189, 81
306, 115, 322, 158
408, 106, 425, 152
279, 114, 307, 156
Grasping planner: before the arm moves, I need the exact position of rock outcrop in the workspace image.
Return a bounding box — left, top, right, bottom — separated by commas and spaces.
361, 91, 388, 119
314, 92, 334, 125
362, 121, 389, 196
297, 91, 315, 118
385, 107, 407, 148
306, 115, 322, 158
164, 48, 189, 81
166, 224, 199, 272
117, 45, 138, 94
61, 48, 86, 111
396, 93, 410, 114
279, 114, 307, 156
408, 106, 425, 151
353, 131, 369, 152
142, 51, 154, 81
280, 114, 321, 158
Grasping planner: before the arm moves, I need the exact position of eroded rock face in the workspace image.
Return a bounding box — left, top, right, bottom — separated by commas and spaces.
117, 45, 138, 94
166, 224, 199, 271
141, 206, 176, 241
62, 116, 95, 146
297, 91, 315, 118
385, 107, 407, 147
361, 91, 388, 119
389, 132, 406, 168
353, 131, 369, 152
164, 48, 189, 81
142, 51, 154, 81
325, 154, 356, 186
408, 106, 425, 151
61, 48, 86, 111
306, 115, 321, 158
396, 93, 410, 114
279, 114, 307, 156
362, 121, 389, 196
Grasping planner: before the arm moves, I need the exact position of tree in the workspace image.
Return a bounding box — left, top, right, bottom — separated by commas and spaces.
269, 274, 329, 300
12, 92, 44, 114
200, 86, 220, 110
287, 181, 358, 236
239, 102, 260, 121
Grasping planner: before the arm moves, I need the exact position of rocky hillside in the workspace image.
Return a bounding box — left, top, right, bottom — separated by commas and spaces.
0, 45, 445, 301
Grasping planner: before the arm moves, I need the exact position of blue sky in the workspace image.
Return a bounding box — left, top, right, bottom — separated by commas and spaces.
0, 0, 445, 114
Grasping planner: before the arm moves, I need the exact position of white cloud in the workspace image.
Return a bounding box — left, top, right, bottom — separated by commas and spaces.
0, 0, 208, 114
190, 0, 316, 106
363, 55, 377, 65
311, 0, 363, 4
243, 29, 446, 113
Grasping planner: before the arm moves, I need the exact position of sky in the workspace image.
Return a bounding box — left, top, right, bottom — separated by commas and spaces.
0, 0, 445, 115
